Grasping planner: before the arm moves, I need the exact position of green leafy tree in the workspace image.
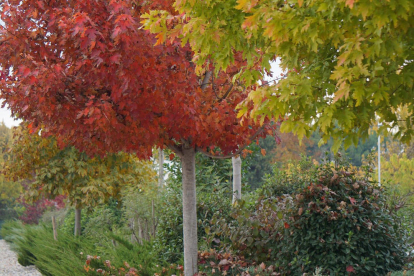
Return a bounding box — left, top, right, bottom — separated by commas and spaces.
144, 0, 414, 151
380, 153, 414, 194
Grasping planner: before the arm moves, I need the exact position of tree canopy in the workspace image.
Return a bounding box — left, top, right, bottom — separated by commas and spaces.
144, 0, 414, 151
0, 0, 268, 157
4, 125, 156, 209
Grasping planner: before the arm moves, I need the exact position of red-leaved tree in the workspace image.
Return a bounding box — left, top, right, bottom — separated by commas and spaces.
0, 1, 275, 274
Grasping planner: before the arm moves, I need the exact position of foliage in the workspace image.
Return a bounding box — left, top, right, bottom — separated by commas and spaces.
277, 164, 408, 275
0, 122, 21, 219
197, 250, 278, 275
0, 219, 178, 276
378, 153, 414, 195
18, 188, 65, 225
390, 271, 414, 276
122, 188, 159, 244
0, 0, 268, 158
209, 158, 409, 275
145, 0, 414, 151
154, 180, 232, 263
242, 136, 278, 189
5, 125, 156, 210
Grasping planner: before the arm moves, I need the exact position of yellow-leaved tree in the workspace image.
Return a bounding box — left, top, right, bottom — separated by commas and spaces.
4, 124, 156, 235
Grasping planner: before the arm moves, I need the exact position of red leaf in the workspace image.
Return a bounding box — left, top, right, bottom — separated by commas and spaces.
109, 54, 121, 64
18, 65, 31, 78
169, 153, 175, 161
349, 197, 356, 205
346, 265, 355, 273
284, 222, 290, 229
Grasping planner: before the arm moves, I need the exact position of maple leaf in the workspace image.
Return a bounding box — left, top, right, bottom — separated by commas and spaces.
18, 65, 31, 78
345, 0, 355, 9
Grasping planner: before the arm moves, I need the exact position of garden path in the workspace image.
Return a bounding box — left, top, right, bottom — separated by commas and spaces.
0, 239, 42, 276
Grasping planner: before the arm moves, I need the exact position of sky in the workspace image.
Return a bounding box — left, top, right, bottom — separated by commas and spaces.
0, 101, 21, 128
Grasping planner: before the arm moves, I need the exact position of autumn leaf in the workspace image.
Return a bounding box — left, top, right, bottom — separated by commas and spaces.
349, 197, 356, 205
169, 153, 175, 161
284, 222, 290, 229
260, 148, 266, 156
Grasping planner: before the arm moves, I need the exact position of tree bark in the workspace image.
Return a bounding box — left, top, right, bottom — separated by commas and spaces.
158, 148, 164, 188
232, 156, 242, 203
74, 208, 81, 236
181, 147, 197, 276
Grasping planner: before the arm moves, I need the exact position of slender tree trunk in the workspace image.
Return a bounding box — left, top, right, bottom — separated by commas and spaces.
52, 216, 58, 241
158, 148, 164, 188
232, 156, 242, 203
181, 147, 197, 276
151, 199, 156, 237
74, 208, 81, 236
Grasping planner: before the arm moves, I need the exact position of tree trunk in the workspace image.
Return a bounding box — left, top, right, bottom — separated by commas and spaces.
158, 148, 164, 188
74, 208, 81, 236
232, 156, 242, 203
181, 147, 197, 276
52, 216, 58, 241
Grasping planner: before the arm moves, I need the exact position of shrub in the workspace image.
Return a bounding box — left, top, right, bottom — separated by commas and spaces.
154, 180, 233, 263
210, 158, 409, 275
275, 162, 408, 275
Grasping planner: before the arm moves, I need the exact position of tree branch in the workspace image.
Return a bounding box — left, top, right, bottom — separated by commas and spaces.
218, 83, 234, 102
167, 144, 184, 158
201, 71, 212, 90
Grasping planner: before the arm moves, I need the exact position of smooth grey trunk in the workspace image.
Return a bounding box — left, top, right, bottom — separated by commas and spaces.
158, 148, 164, 187
181, 148, 197, 276
74, 208, 81, 236
52, 216, 58, 241
232, 156, 242, 203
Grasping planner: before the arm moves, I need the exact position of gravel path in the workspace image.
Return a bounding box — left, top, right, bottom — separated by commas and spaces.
0, 240, 42, 276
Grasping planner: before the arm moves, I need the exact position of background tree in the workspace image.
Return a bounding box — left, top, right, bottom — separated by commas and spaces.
144, 0, 414, 151
5, 125, 156, 235
0, 122, 21, 219
0, 1, 272, 273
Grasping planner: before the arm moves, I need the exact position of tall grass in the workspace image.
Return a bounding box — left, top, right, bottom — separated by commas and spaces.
0, 220, 169, 276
